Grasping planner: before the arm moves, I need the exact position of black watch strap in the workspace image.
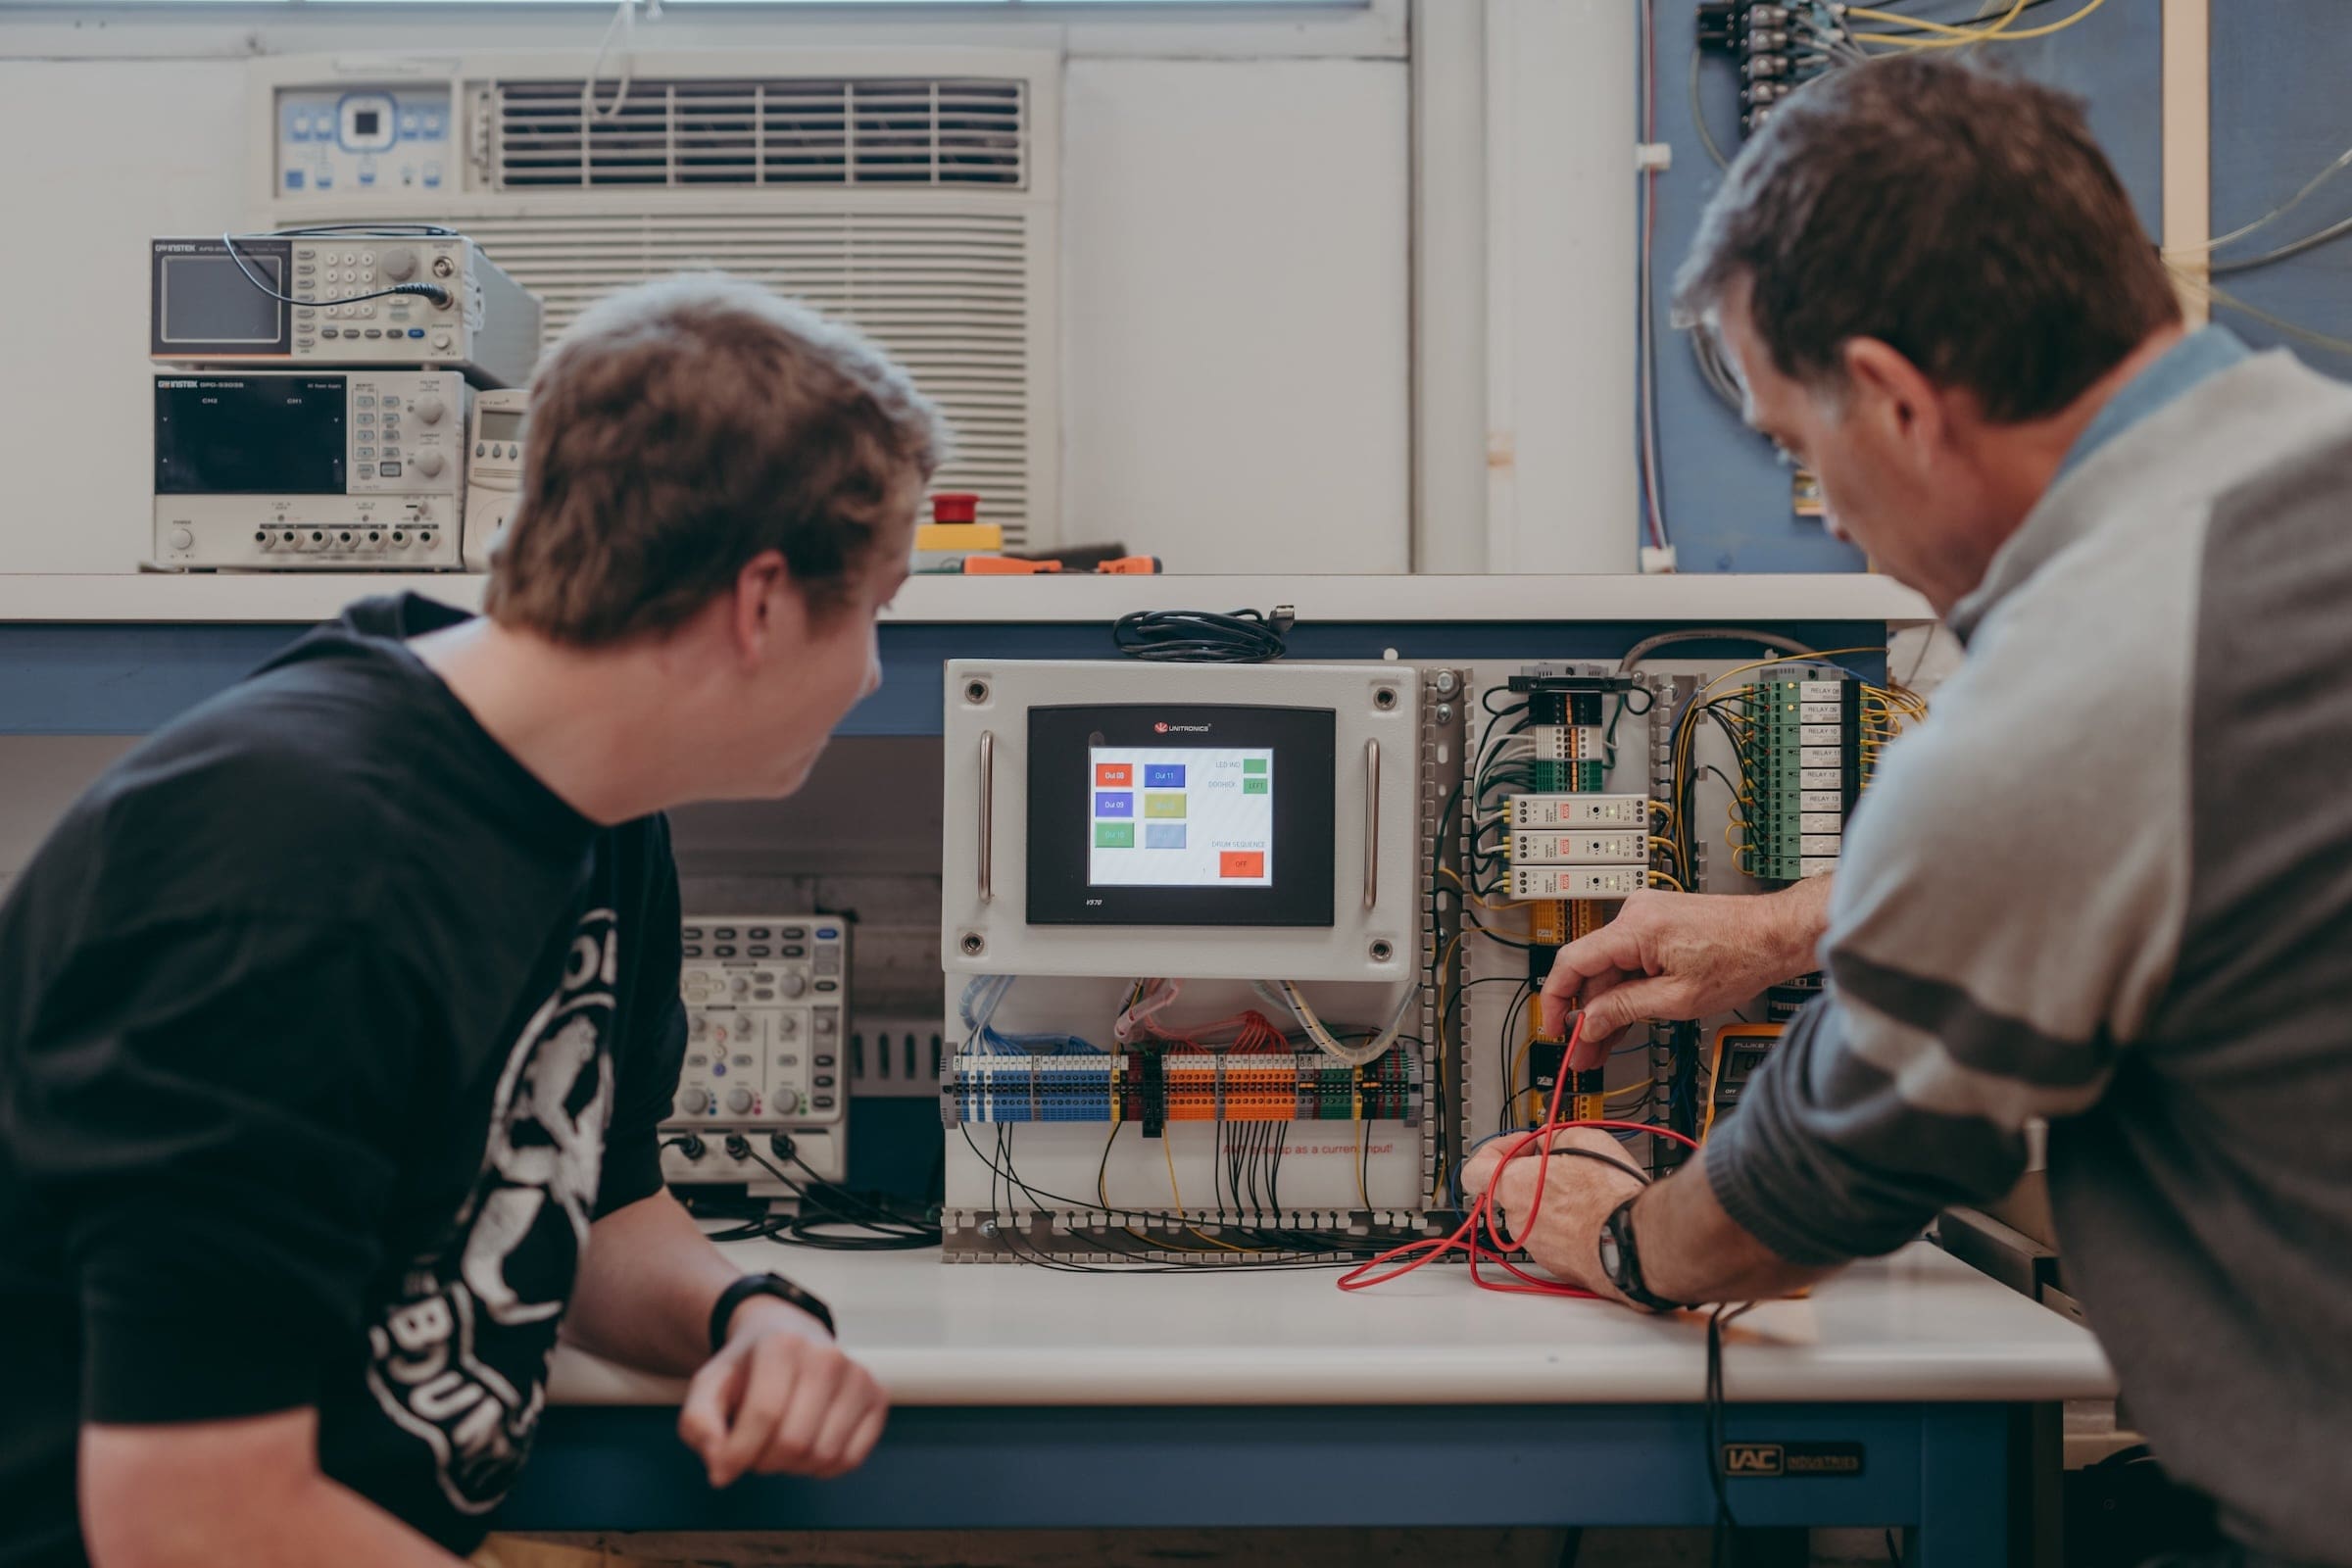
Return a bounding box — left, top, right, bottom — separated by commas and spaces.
1601, 1193, 1687, 1313
710, 1272, 836, 1353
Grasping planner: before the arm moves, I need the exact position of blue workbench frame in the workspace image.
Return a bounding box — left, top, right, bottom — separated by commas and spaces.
503, 1401, 2019, 1564
0, 618, 1887, 736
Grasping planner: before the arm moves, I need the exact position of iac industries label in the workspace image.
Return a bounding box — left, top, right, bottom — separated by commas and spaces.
1721, 1441, 1866, 1478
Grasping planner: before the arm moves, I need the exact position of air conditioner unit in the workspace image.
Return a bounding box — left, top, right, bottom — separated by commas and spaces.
247, 50, 1061, 549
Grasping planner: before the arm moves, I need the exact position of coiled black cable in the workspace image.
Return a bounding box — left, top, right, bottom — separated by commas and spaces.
1112, 607, 1294, 664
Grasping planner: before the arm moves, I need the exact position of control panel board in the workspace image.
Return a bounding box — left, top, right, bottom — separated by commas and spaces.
662, 915, 849, 1189
273, 86, 454, 199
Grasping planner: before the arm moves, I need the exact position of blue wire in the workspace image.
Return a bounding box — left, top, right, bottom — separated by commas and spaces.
958, 973, 1105, 1056
982, 1025, 1104, 1057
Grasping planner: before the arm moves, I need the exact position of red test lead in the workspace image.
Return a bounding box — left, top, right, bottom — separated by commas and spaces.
1338, 1014, 1699, 1299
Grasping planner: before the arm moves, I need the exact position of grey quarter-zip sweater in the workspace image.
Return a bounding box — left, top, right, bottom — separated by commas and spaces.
1706, 330, 2352, 1566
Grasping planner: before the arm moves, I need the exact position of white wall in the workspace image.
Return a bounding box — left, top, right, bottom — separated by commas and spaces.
0, 8, 1409, 576
0, 61, 247, 572
1061, 59, 1409, 572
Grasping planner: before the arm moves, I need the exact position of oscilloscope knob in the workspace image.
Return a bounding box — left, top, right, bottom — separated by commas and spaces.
678, 1087, 712, 1114
780, 973, 808, 999
724, 1087, 755, 1114
380, 248, 417, 281
414, 397, 447, 425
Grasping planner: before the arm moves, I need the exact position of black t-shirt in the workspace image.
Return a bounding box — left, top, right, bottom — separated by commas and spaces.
0, 594, 687, 1566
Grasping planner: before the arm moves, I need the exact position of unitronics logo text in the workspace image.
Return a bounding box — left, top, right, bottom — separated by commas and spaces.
1155, 723, 1211, 734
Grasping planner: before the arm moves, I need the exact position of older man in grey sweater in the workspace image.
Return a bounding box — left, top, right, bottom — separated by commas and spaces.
1468, 56, 2352, 1568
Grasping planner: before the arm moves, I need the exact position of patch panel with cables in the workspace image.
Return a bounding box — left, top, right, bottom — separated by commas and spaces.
1702, 666, 1925, 884
1740, 672, 1864, 880
940, 968, 1445, 1262
1457, 664, 1682, 1189
1698, 1, 2118, 150
1696, 2, 1856, 140
937, 659, 1460, 1265
925, 652, 1923, 1269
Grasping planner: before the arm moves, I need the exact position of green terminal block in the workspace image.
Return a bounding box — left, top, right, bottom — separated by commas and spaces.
1740, 672, 1862, 882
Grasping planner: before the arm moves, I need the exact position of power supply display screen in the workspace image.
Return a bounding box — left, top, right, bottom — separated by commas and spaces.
1028, 705, 1334, 928
155, 377, 346, 495
158, 254, 284, 346
1087, 748, 1274, 887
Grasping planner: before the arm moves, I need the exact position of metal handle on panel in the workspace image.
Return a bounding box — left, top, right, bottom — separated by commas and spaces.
1363, 738, 1380, 910
978, 730, 995, 905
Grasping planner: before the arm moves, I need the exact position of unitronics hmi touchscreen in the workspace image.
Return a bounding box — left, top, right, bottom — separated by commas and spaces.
1026, 704, 1337, 928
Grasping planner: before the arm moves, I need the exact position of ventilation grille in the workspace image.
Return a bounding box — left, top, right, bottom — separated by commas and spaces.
453, 211, 1035, 543
491, 77, 1026, 190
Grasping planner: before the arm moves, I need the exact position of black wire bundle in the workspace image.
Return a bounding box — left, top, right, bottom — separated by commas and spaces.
1496, 981, 1535, 1133
751, 1147, 941, 1251
671, 1136, 941, 1252
1111, 607, 1293, 663
1215, 1118, 1295, 1234
962, 1124, 1428, 1273
1706, 1300, 1762, 1568
262, 223, 462, 237
1425, 780, 1466, 1200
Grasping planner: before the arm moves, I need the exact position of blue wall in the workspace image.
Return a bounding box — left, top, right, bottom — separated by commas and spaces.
1652, 1, 2165, 572
2209, 5, 2352, 381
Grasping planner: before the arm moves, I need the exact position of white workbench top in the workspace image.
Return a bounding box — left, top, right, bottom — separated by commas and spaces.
549, 1240, 2110, 1409
0, 571, 1933, 626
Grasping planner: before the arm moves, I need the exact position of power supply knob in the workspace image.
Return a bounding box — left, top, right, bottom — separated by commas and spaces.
414, 397, 446, 425
380, 247, 417, 281
169, 527, 193, 551
724, 1087, 755, 1114
679, 1087, 712, 1114
780, 973, 808, 999
414, 451, 445, 478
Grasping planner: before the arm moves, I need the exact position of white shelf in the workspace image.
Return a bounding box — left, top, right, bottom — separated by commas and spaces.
0, 571, 1935, 626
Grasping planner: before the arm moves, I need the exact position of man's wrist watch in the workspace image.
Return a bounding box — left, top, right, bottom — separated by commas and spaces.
710, 1272, 836, 1353
1596, 1193, 1687, 1312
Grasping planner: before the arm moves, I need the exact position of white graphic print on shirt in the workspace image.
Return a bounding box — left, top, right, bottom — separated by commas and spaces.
363, 907, 617, 1515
